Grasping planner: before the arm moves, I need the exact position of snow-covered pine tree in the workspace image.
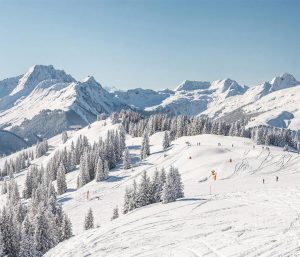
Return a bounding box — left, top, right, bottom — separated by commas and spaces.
34, 204, 58, 255
162, 131, 170, 150
95, 158, 105, 182
0, 229, 4, 257
119, 125, 126, 154
1, 180, 7, 195
161, 168, 177, 204
151, 169, 163, 203
23, 170, 33, 199
103, 160, 109, 180
78, 152, 91, 188
123, 187, 133, 214
57, 163, 67, 195
122, 148, 131, 170
140, 130, 150, 160
173, 167, 184, 198
19, 223, 37, 257
123, 180, 138, 214
61, 131, 68, 144
137, 171, 151, 207
84, 208, 94, 230
60, 213, 73, 241
111, 206, 119, 220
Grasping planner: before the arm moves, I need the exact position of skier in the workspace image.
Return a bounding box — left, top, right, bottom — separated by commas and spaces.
229, 158, 232, 163
87, 190, 90, 200
263, 179, 265, 184
276, 176, 279, 182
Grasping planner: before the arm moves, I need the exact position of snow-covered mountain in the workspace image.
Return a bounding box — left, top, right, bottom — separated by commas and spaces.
0, 65, 299, 153
144, 74, 300, 130
203, 73, 300, 130
0, 65, 128, 145
146, 78, 248, 116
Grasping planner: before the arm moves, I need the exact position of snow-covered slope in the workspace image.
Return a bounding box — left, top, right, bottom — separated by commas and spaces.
1, 119, 300, 256
14, 121, 296, 257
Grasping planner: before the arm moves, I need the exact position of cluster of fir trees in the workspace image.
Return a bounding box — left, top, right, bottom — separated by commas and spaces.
77, 128, 126, 188
251, 125, 300, 151
23, 127, 127, 198
123, 166, 184, 214
118, 110, 300, 150
0, 173, 72, 257
0, 150, 34, 179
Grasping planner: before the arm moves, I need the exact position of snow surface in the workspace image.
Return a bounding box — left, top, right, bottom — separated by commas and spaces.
1, 120, 298, 256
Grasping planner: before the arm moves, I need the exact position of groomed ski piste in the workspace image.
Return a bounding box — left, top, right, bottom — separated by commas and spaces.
1, 120, 300, 257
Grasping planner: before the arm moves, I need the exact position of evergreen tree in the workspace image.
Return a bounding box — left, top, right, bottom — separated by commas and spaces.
161, 169, 177, 204
0, 230, 4, 257
95, 158, 105, 182
122, 148, 131, 170
123, 187, 133, 214
140, 131, 150, 160
151, 169, 163, 203
84, 208, 94, 230
34, 205, 58, 256
162, 131, 170, 150
173, 167, 184, 198
19, 225, 37, 257
137, 171, 151, 207
57, 163, 67, 195
61, 131, 68, 144
60, 213, 73, 241
123, 180, 138, 214
1, 180, 7, 195
111, 206, 119, 220
78, 152, 90, 188
103, 160, 109, 180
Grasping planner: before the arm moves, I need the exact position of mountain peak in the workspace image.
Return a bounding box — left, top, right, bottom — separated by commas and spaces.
80, 76, 104, 90
269, 73, 299, 92
10, 64, 75, 95
82, 76, 97, 84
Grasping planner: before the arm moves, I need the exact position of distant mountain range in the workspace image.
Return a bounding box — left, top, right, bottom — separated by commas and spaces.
0, 64, 299, 153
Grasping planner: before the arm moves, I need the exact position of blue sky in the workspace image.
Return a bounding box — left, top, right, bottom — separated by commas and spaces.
0, 0, 299, 90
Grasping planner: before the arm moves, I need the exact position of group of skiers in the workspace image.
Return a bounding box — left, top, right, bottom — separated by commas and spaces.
262, 176, 279, 184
